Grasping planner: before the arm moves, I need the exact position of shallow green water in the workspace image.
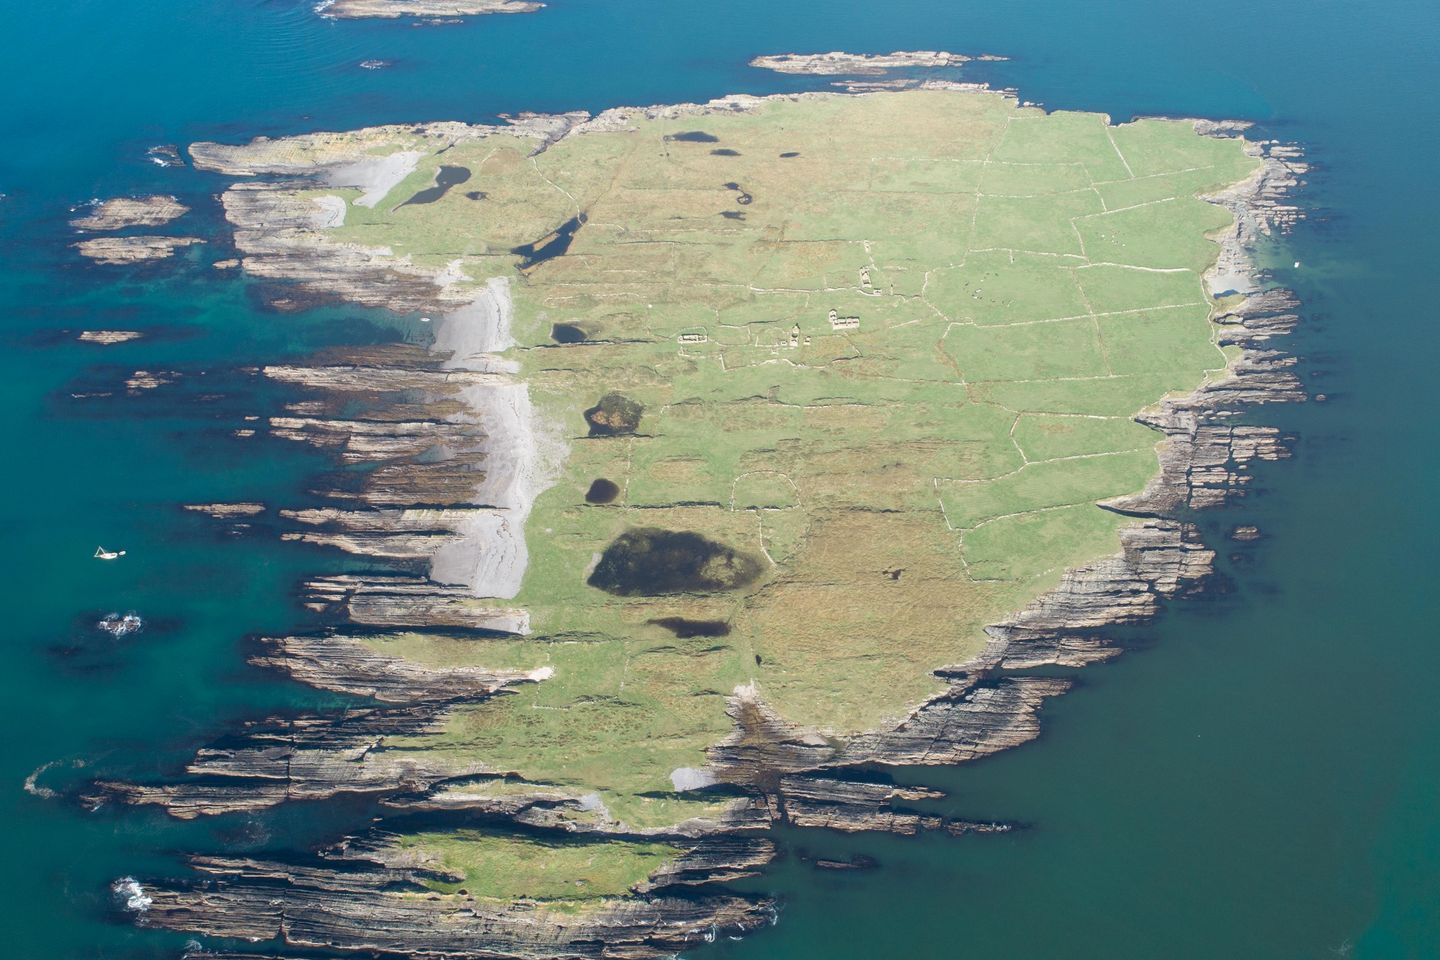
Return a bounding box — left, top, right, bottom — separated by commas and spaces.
2, 1, 1436, 957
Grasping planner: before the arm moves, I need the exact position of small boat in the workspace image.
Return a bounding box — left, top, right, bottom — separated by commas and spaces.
94, 546, 126, 560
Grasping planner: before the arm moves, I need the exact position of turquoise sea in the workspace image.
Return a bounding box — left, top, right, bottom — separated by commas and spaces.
2, 0, 1436, 957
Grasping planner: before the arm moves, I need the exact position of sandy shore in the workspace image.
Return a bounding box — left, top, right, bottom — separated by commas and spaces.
326, 150, 422, 208
433, 277, 516, 362
428, 277, 564, 600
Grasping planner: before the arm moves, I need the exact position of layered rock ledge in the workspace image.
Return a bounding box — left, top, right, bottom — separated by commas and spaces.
70, 195, 188, 231
74, 235, 202, 264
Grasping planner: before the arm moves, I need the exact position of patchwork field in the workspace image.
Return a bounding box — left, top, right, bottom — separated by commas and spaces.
291, 88, 1259, 891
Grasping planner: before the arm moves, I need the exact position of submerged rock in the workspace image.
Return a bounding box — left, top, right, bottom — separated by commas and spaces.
145, 144, 184, 168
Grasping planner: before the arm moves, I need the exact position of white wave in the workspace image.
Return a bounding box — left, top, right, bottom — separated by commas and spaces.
97, 612, 144, 638
22, 760, 59, 799
112, 877, 152, 913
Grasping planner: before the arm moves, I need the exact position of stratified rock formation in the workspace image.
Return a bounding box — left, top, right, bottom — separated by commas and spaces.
134, 855, 772, 959
70, 195, 188, 231
73, 236, 202, 264
77, 330, 144, 345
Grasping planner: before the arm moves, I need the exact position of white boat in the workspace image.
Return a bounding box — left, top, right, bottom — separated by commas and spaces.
94, 546, 126, 560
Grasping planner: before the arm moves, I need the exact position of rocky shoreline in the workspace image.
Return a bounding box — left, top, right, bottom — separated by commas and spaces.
95, 84, 1307, 960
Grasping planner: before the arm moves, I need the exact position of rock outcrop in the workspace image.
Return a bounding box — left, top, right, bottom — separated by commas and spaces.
73, 235, 202, 264
77, 330, 144, 345
94, 704, 475, 818
70, 195, 188, 231
251, 633, 549, 703
301, 574, 530, 634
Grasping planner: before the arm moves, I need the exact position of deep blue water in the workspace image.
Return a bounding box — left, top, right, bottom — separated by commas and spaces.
2, 0, 1437, 957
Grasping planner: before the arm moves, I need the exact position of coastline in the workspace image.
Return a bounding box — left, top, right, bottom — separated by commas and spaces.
96, 81, 1308, 959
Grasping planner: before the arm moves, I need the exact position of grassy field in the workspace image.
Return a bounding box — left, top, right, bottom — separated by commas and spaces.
292, 88, 1258, 887
394, 830, 681, 900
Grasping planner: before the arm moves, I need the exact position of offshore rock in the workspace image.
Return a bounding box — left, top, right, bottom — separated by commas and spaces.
73, 235, 202, 264
316, 0, 543, 19
77, 329, 144, 345
183, 501, 267, 518
748, 51, 1002, 75
70, 195, 188, 231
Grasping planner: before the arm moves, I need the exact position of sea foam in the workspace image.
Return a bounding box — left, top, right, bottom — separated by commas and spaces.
112, 877, 152, 913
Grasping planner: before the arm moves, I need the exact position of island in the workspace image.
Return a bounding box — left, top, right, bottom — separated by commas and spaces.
749, 50, 1005, 75
102, 72, 1305, 959
316, 0, 543, 19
